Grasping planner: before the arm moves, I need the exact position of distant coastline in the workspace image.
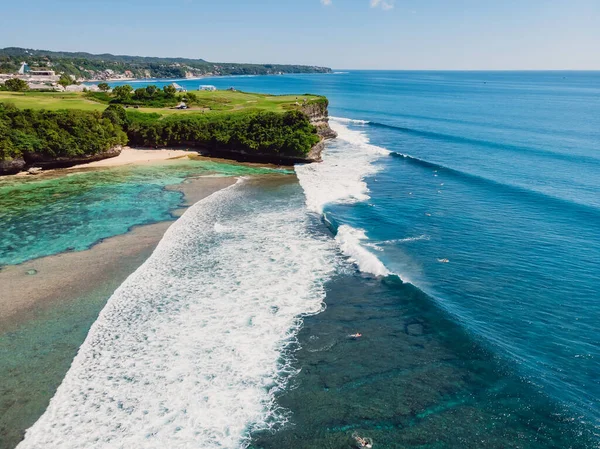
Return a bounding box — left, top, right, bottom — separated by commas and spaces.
0, 47, 332, 83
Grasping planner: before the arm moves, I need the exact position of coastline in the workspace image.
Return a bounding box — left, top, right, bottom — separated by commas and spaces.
67, 147, 196, 169
0, 175, 238, 449
10, 148, 198, 177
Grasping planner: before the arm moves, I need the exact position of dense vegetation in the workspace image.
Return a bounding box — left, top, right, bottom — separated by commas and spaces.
1, 78, 29, 92
87, 84, 180, 107
0, 100, 321, 168
0, 47, 332, 80
0, 103, 127, 160
121, 108, 320, 157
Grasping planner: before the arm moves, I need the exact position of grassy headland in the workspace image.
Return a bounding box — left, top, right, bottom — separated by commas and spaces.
0, 89, 333, 174
0, 90, 325, 115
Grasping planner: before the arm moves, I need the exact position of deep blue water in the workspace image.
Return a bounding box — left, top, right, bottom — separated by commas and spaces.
34, 71, 596, 447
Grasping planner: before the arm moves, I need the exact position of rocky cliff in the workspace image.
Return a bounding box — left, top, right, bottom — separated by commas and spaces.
300, 100, 337, 162
23, 147, 122, 170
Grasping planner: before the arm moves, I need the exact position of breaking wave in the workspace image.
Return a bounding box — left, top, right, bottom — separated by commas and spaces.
18, 180, 336, 449
296, 119, 392, 277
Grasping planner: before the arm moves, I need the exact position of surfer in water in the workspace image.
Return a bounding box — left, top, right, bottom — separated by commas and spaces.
353, 432, 373, 448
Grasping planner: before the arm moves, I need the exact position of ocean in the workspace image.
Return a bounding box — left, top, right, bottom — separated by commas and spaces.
7, 71, 600, 448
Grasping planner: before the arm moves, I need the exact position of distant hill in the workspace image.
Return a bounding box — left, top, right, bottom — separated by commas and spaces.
0, 47, 332, 80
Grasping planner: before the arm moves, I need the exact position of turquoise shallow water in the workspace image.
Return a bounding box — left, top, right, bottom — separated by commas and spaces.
0, 159, 286, 266
0, 160, 290, 449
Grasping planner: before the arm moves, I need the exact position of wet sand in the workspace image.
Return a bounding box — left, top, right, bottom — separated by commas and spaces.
0, 176, 235, 333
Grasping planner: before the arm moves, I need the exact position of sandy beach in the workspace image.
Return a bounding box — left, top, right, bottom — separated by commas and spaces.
70, 147, 198, 169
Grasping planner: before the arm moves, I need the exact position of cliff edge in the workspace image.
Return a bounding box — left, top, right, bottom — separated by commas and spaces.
300, 100, 337, 163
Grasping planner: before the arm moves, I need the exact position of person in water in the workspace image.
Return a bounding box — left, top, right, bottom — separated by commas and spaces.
353, 432, 373, 448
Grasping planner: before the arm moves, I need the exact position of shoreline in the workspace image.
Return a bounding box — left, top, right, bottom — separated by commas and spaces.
11, 148, 198, 177
0, 175, 235, 332
67, 147, 195, 169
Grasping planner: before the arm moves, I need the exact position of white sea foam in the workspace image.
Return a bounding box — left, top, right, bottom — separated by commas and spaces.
295, 119, 389, 215
335, 225, 390, 277
329, 116, 370, 125
376, 235, 431, 246
18, 180, 336, 449
295, 119, 392, 277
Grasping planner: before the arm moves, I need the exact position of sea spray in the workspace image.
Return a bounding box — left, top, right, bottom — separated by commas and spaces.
18, 179, 336, 449
295, 120, 389, 215
334, 225, 390, 277
296, 119, 392, 276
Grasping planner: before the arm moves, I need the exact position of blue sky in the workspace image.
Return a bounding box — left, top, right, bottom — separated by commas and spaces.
1, 0, 599, 69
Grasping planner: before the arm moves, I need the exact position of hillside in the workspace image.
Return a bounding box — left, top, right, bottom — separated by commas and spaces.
0, 48, 332, 80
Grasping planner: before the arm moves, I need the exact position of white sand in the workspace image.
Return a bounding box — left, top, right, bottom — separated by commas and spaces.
70, 147, 198, 169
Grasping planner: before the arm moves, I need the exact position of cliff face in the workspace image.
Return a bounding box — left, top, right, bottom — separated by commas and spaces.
300, 101, 337, 162
0, 147, 122, 175
23, 147, 123, 170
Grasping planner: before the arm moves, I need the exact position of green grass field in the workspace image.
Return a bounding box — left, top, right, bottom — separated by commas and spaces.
0, 90, 323, 116
0, 91, 105, 112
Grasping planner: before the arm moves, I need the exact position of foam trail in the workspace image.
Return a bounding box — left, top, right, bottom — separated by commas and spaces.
296, 119, 389, 215
18, 180, 335, 449
335, 225, 390, 277
329, 116, 370, 125
296, 119, 392, 276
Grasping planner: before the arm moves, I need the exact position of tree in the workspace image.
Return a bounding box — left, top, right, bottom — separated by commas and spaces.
145, 85, 158, 96
58, 74, 73, 88
4, 78, 29, 92
102, 104, 129, 127
112, 84, 133, 101
133, 88, 148, 100
184, 92, 198, 104
163, 85, 177, 97
97, 82, 110, 92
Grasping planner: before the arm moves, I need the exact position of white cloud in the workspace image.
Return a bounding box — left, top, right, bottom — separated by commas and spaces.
321, 0, 332, 5
370, 0, 395, 10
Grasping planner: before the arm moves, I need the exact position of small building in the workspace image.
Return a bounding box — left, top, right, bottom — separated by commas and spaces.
200, 85, 217, 92
28, 70, 60, 82
27, 82, 62, 91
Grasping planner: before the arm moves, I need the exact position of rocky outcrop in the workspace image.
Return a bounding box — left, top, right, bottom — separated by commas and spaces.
300, 101, 337, 162
22, 146, 123, 170
0, 147, 122, 176
0, 158, 26, 176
